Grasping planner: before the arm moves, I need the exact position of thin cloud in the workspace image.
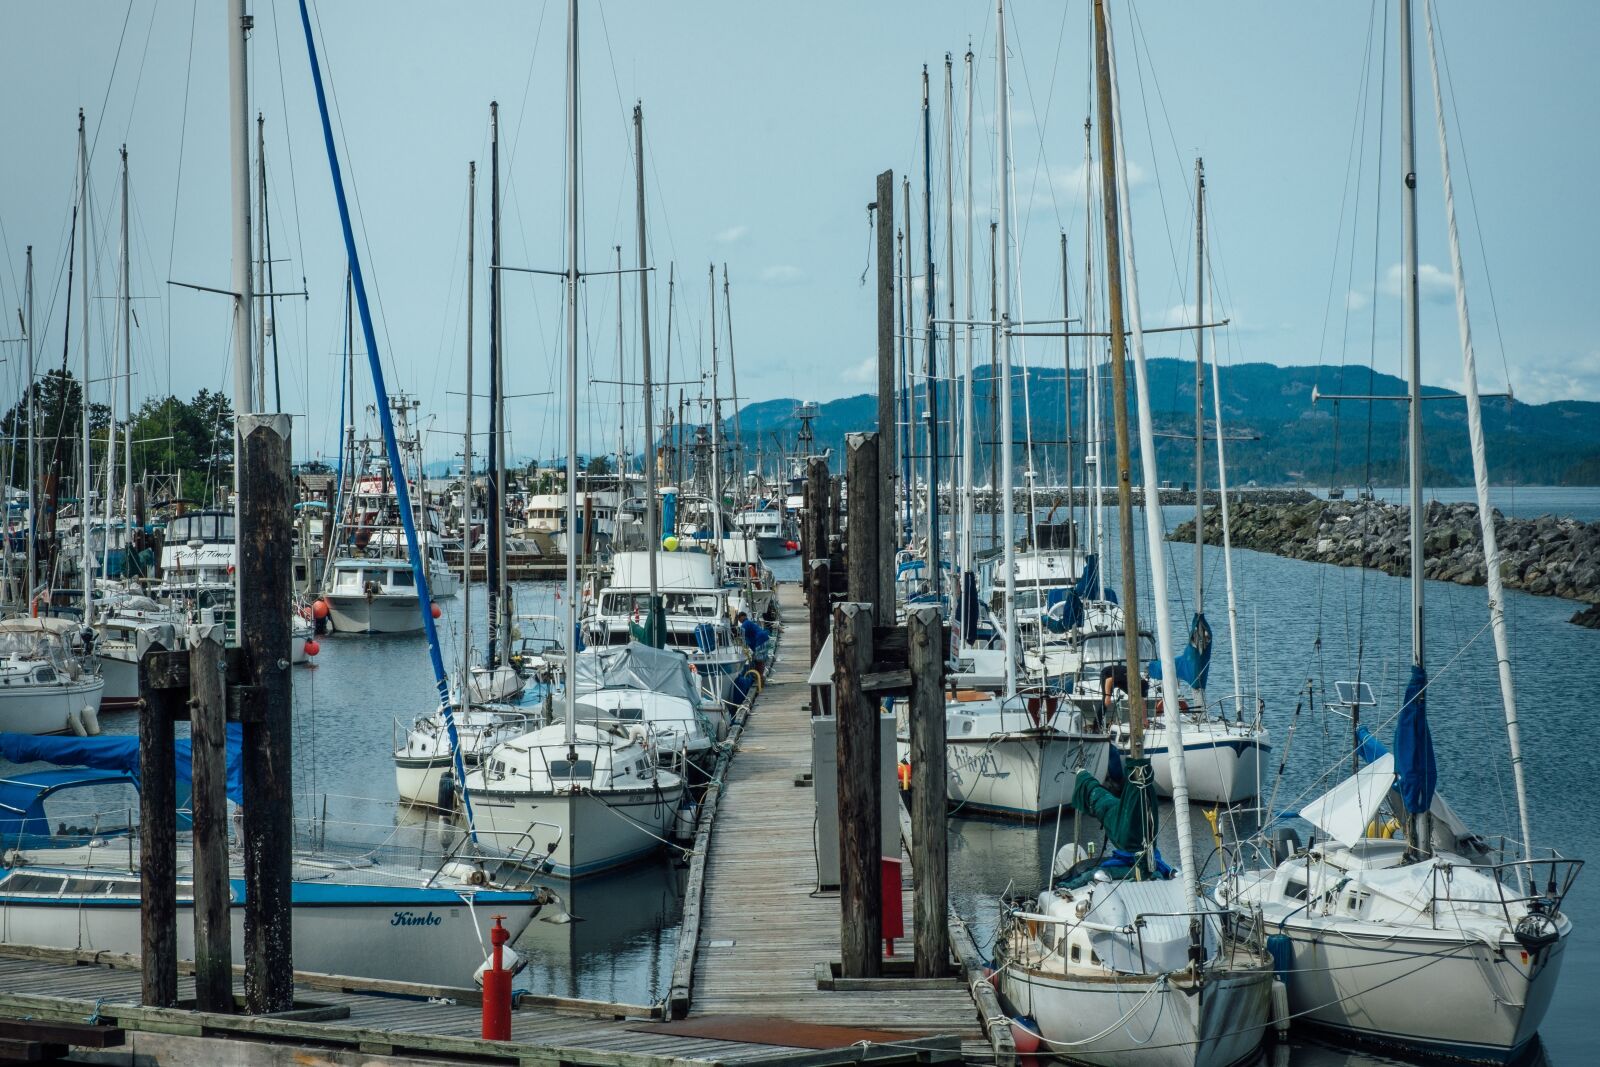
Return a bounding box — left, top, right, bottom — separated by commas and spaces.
1382, 262, 1453, 304
842, 356, 877, 385
760, 264, 807, 285
1346, 289, 1369, 311
715, 224, 748, 244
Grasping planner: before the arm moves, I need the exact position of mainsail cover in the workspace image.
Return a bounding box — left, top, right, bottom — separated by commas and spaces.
1073, 757, 1158, 856
1394, 665, 1438, 815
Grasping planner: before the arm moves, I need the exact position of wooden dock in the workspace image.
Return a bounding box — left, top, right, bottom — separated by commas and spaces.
0, 580, 1007, 1066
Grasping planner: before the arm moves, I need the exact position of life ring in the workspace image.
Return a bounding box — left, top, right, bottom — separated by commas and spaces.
1154, 698, 1190, 715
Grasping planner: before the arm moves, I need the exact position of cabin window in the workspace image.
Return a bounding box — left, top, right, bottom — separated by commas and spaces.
1286, 878, 1309, 902
613, 707, 644, 722
1069, 943, 1080, 962
32, 667, 55, 684
548, 760, 594, 779
2, 873, 66, 896
391, 570, 414, 587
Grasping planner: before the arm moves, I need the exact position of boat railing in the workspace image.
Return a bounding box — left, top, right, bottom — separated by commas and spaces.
1428, 853, 1584, 931
1, 804, 140, 867
1005, 899, 1263, 974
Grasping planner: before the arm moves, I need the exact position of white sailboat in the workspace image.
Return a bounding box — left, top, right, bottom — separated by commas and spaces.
994, 3, 1273, 1062
1226, 3, 1580, 1059
465, 0, 686, 879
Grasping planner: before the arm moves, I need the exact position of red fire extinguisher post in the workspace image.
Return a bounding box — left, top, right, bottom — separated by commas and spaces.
481, 915, 512, 1040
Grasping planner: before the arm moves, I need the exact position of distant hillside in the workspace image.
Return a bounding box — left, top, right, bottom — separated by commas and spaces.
725, 359, 1600, 487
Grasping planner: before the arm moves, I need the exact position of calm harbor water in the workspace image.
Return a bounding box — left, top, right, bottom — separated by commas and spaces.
22, 486, 1593, 1056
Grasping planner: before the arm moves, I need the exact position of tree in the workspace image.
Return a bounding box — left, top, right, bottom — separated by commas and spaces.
585, 454, 613, 475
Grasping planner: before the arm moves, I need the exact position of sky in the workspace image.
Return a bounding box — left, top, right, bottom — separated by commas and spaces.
1, 1, 1597, 470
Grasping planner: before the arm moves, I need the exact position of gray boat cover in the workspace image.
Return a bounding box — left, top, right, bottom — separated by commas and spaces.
570, 641, 701, 706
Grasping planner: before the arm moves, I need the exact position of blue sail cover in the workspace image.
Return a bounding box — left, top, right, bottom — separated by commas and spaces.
1176, 612, 1213, 689
1354, 724, 1389, 766
1393, 665, 1437, 815
0, 726, 245, 805
956, 570, 979, 645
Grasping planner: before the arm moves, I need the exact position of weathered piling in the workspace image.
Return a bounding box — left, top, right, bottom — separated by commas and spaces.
832, 601, 881, 978
906, 607, 949, 977
846, 433, 880, 604
237, 413, 295, 1014
803, 457, 832, 668
187, 630, 233, 1013
137, 644, 183, 1009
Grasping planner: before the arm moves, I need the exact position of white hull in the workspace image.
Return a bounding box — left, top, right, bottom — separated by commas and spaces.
755, 535, 796, 559
0, 678, 106, 736
325, 593, 423, 634
468, 783, 684, 878
1002, 964, 1272, 1067
97, 654, 141, 709
946, 731, 1109, 817
1270, 919, 1564, 1062
0, 885, 541, 989
395, 754, 457, 808
1114, 721, 1267, 804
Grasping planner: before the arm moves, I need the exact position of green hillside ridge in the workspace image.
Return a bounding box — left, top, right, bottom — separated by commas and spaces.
725, 359, 1600, 487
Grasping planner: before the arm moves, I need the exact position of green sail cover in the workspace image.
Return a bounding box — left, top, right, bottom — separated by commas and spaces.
1068, 757, 1159, 882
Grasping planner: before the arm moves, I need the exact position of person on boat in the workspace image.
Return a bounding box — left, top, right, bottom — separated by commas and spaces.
736, 611, 770, 668
1099, 663, 1148, 712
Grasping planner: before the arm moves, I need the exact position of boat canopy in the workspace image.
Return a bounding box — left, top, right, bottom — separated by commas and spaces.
0, 728, 244, 806
571, 642, 700, 707
1299, 753, 1395, 848
0, 618, 82, 637
0, 767, 139, 842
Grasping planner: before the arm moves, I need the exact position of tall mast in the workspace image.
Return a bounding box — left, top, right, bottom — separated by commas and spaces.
901, 178, 913, 545
462, 160, 475, 713
995, 0, 1016, 696
664, 263, 677, 487
256, 114, 268, 414
76, 112, 94, 623
562, 0, 580, 750
707, 264, 724, 546
1192, 158, 1206, 683
960, 46, 974, 578
1422, 1, 1532, 855
722, 266, 743, 495
634, 103, 660, 628
1100, 0, 1198, 910
486, 101, 503, 668
988, 220, 998, 550
1399, 0, 1425, 673
1060, 232, 1074, 546
922, 66, 940, 593
119, 146, 132, 543
229, 0, 253, 621
1085, 117, 1105, 591
615, 245, 625, 483
24, 246, 35, 600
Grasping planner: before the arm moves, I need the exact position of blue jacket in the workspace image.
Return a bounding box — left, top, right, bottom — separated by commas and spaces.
740, 618, 770, 651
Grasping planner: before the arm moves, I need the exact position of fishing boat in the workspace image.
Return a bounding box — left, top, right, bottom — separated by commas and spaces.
322, 556, 424, 634
943, 690, 1110, 817
731, 502, 798, 558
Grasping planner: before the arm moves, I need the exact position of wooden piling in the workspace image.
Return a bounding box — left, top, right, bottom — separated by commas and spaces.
828, 475, 843, 539
845, 433, 880, 605
187, 630, 233, 1014
804, 457, 831, 668
236, 413, 295, 1015
833, 601, 881, 978
875, 170, 898, 614
906, 607, 949, 977
137, 644, 182, 1009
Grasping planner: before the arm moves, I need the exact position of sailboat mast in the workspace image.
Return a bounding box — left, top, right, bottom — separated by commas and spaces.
945, 54, 957, 579
462, 160, 475, 712
229, 0, 253, 618
486, 101, 503, 668
562, 0, 580, 749
257, 114, 268, 413
120, 146, 133, 542
24, 246, 35, 600
995, 0, 1016, 696
901, 179, 913, 545
960, 46, 974, 578
988, 220, 998, 551
634, 103, 660, 620
1193, 158, 1206, 634
1091, 2, 1140, 757
1422, 1, 1533, 856
1101, 0, 1198, 908
76, 112, 94, 624
616, 245, 625, 483
707, 264, 724, 545
1399, 0, 1425, 672
1059, 232, 1074, 544
722, 267, 742, 496
922, 66, 940, 593
1085, 117, 1105, 593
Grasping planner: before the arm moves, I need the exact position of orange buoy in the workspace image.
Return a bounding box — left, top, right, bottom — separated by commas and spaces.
303, 639, 320, 657
430, 603, 443, 619
897, 760, 912, 791
312, 599, 330, 619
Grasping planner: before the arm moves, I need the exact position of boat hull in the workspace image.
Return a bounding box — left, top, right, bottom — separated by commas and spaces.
325, 593, 423, 635
467, 783, 684, 878
0, 678, 106, 736
97, 654, 141, 711
1271, 919, 1565, 1063
946, 730, 1109, 817
1001, 963, 1272, 1067
0, 880, 543, 988
1115, 728, 1267, 804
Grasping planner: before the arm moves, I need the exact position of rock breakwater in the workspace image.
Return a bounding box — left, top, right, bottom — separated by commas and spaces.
1171, 499, 1600, 626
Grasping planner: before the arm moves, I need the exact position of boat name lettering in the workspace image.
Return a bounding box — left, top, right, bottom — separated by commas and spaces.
391, 910, 443, 927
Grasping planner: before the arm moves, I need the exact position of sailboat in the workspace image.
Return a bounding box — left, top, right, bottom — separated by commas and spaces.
1224, 2, 1580, 1060
464, 0, 685, 879
993, 3, 1273, 1063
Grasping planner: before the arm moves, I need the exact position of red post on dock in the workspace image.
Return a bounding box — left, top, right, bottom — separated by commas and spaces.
481, 915, 512, 1041
880, 858, 904, 957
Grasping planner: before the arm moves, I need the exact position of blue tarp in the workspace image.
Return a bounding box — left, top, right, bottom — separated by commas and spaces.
0, 726, 245, 806
1354, 724, 1389, 766
0, 767, 140, 842
1394, 665, 1437, 815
